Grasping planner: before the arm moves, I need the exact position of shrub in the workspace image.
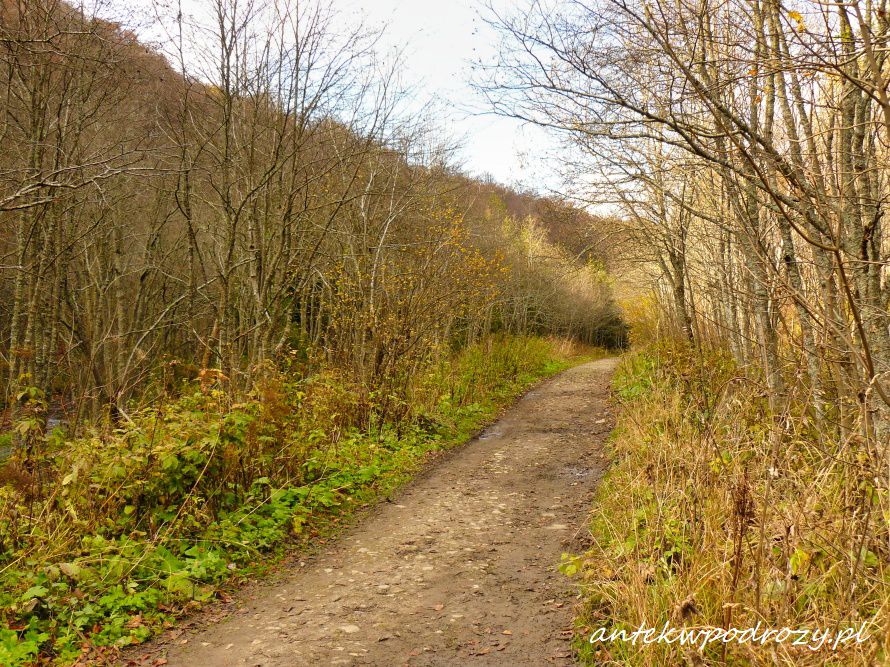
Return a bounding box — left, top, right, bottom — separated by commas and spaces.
0, 335, 590, 664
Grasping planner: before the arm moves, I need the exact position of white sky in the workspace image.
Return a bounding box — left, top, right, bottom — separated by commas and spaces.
338, 0, 556, 188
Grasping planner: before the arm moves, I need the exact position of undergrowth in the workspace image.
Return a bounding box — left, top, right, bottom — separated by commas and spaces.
569, 342, 889, 666
0, 335, 597, 665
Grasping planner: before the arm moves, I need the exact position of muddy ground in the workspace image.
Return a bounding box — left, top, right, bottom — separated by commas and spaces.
125, 358, 617, 666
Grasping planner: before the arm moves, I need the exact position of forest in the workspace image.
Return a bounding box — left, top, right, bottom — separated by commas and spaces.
1, 0, 888, 664
0, 0, 625, 663
483, 0, 890, 664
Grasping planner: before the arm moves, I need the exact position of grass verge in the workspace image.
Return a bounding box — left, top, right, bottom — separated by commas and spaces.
568, 343, 888, 666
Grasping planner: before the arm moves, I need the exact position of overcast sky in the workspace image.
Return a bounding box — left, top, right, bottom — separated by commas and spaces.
338, 0, 557, 188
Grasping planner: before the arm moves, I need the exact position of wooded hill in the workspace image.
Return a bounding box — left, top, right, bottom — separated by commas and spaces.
0, 2, 626, 662
0, 0, 624, 430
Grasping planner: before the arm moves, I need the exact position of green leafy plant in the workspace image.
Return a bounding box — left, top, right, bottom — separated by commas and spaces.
0, 335, 597, 665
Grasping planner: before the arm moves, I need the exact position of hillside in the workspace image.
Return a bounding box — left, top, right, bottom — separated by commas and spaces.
0, 1, 625, 664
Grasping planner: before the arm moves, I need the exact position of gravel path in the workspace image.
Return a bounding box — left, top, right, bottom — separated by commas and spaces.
134, 358, 617, 666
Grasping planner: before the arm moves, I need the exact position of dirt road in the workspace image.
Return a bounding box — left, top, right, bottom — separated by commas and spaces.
142, 358, 617, 666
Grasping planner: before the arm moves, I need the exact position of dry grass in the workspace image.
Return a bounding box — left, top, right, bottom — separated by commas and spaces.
573, 341, 889, 666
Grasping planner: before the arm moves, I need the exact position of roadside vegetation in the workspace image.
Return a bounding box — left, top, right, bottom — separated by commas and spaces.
0, 1, 625, 664
1, 335, 599, 665
485, 1, 890, 664
570, 330, 887, 665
